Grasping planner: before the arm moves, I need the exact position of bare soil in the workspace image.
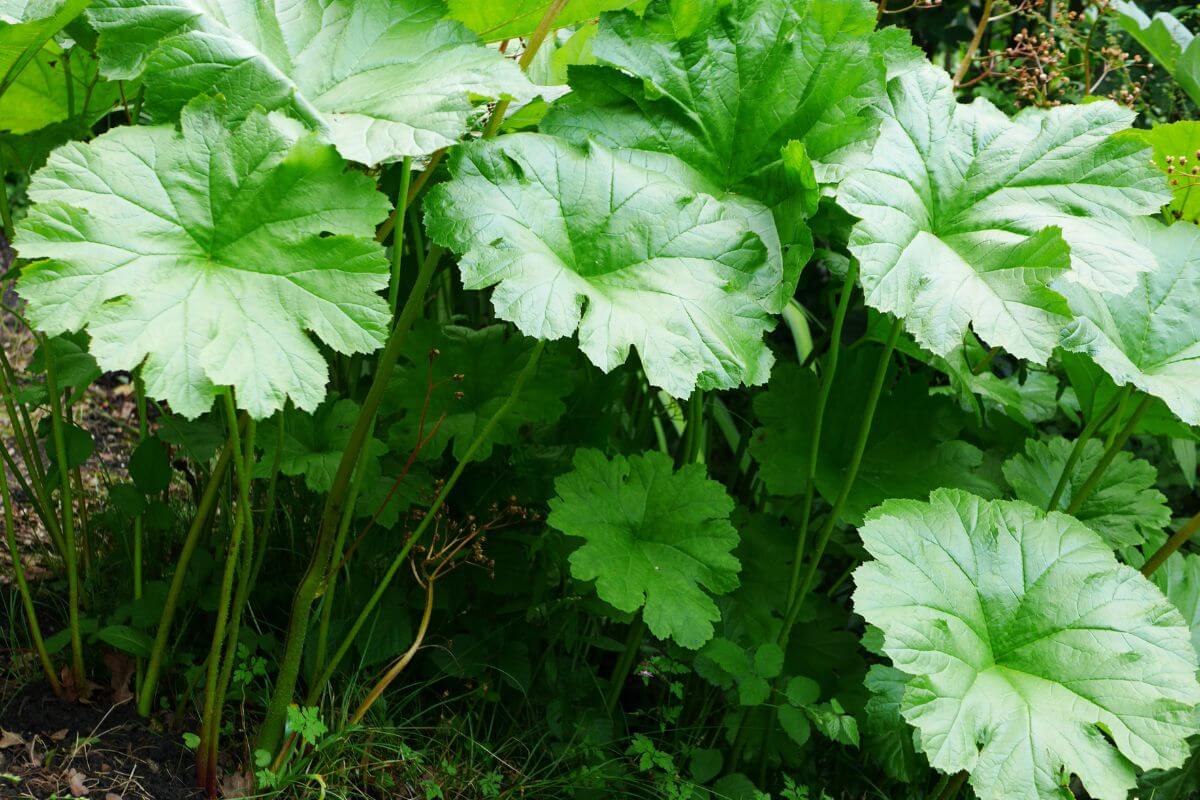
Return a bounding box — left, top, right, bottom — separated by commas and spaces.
0, 684, 203, 800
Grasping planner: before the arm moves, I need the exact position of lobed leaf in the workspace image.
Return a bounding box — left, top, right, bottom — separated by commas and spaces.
1059, 218, 1200, 426
853, 489, 1200, 800
839, 63, 1169, 362
15, 98, 391, 419
424, 133, 780, 398
87, 0, 535, 165
547, 449, 740, 648
1003, 436, 1170, 549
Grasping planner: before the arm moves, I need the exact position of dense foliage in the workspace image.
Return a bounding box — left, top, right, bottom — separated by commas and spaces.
2, 0, 1200, 798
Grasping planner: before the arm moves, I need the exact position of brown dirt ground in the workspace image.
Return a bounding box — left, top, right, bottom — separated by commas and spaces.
0, 684, 203, 800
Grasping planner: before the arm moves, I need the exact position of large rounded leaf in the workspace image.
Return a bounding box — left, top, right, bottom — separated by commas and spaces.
14, 98, 391, 419
838, 63, 1169, 363
87, 0, 535, 165
853, 489, 1200, 800
543, 0, 889, 191
424, 133, 778, 397
1059, 218, 1200, 426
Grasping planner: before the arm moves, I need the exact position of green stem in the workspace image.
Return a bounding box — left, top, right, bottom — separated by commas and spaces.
779, 316, 902, 646
313, 424, 374, 678
258, 246, 443, 753
138, 428, 238, 716
0, 357, 62, 552
197, 395, 252, 795
1, 453, 61, 696
1142, 511, 1200, 577
1064, 395, 1152, 517
133, 373, 148, 694
1046, 387, 1127, 511
249, 419, 285, 589
481, 0, 570, 138
970, 345, 1000, 376
307, 340, 547, 706
0, 147, 13, 244
677, 389, 705, 467
939, 772, 969, 800
44, 338, 85, 689
386, 157, 414, 315
1105, 386, 1133, 449
953, 0, 995, 86
787, 261, 858, 609
202, 399, 256, 793
605, 613, 646, 714
62, 50, 75, 119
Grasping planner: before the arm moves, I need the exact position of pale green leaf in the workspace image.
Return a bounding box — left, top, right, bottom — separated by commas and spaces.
424, 133, 780, 398
934, 340, 1059, 429
0, 0, 88, 97
1003, 436, 1170, 549
1059, 218, 1200, 426
88, 0, 535, 165
14, 98, 391, 419
447, 0, 644, 41
839, 63, 1169, 362
0, 43, 122, 134
853, 489, 1200, 800
1151, 544, 1200, 658
547, 449, 740, 648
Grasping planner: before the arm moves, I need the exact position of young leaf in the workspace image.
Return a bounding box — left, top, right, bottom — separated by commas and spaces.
839, 62, 1169, 362
384, 322, 573, 462
751, 354, 998, 524
805, 699, 859, 747
863, 665, 925, 783
1115, 122, 1200, 227
14, 98, 391, 419
0, 43, 122, 135
258, 397, 385, 493
424, 133, 778, 398
87, 0, 535, 165
1003, 437, 1170, 549
853, 489, 1200, 800
695, 637, 771, 706
542, 0, 887, 192
1059, 218, 1200, 426
547, 449, 740, 648
0, 0, 89, 97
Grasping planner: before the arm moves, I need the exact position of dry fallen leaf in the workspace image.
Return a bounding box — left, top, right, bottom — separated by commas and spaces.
50, 728, 69, 742
68, 768, 88, 796
0, 730, 24, 748
219, 768, 254, 798
103, 651, 136, 704
105, 793, 123, 800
